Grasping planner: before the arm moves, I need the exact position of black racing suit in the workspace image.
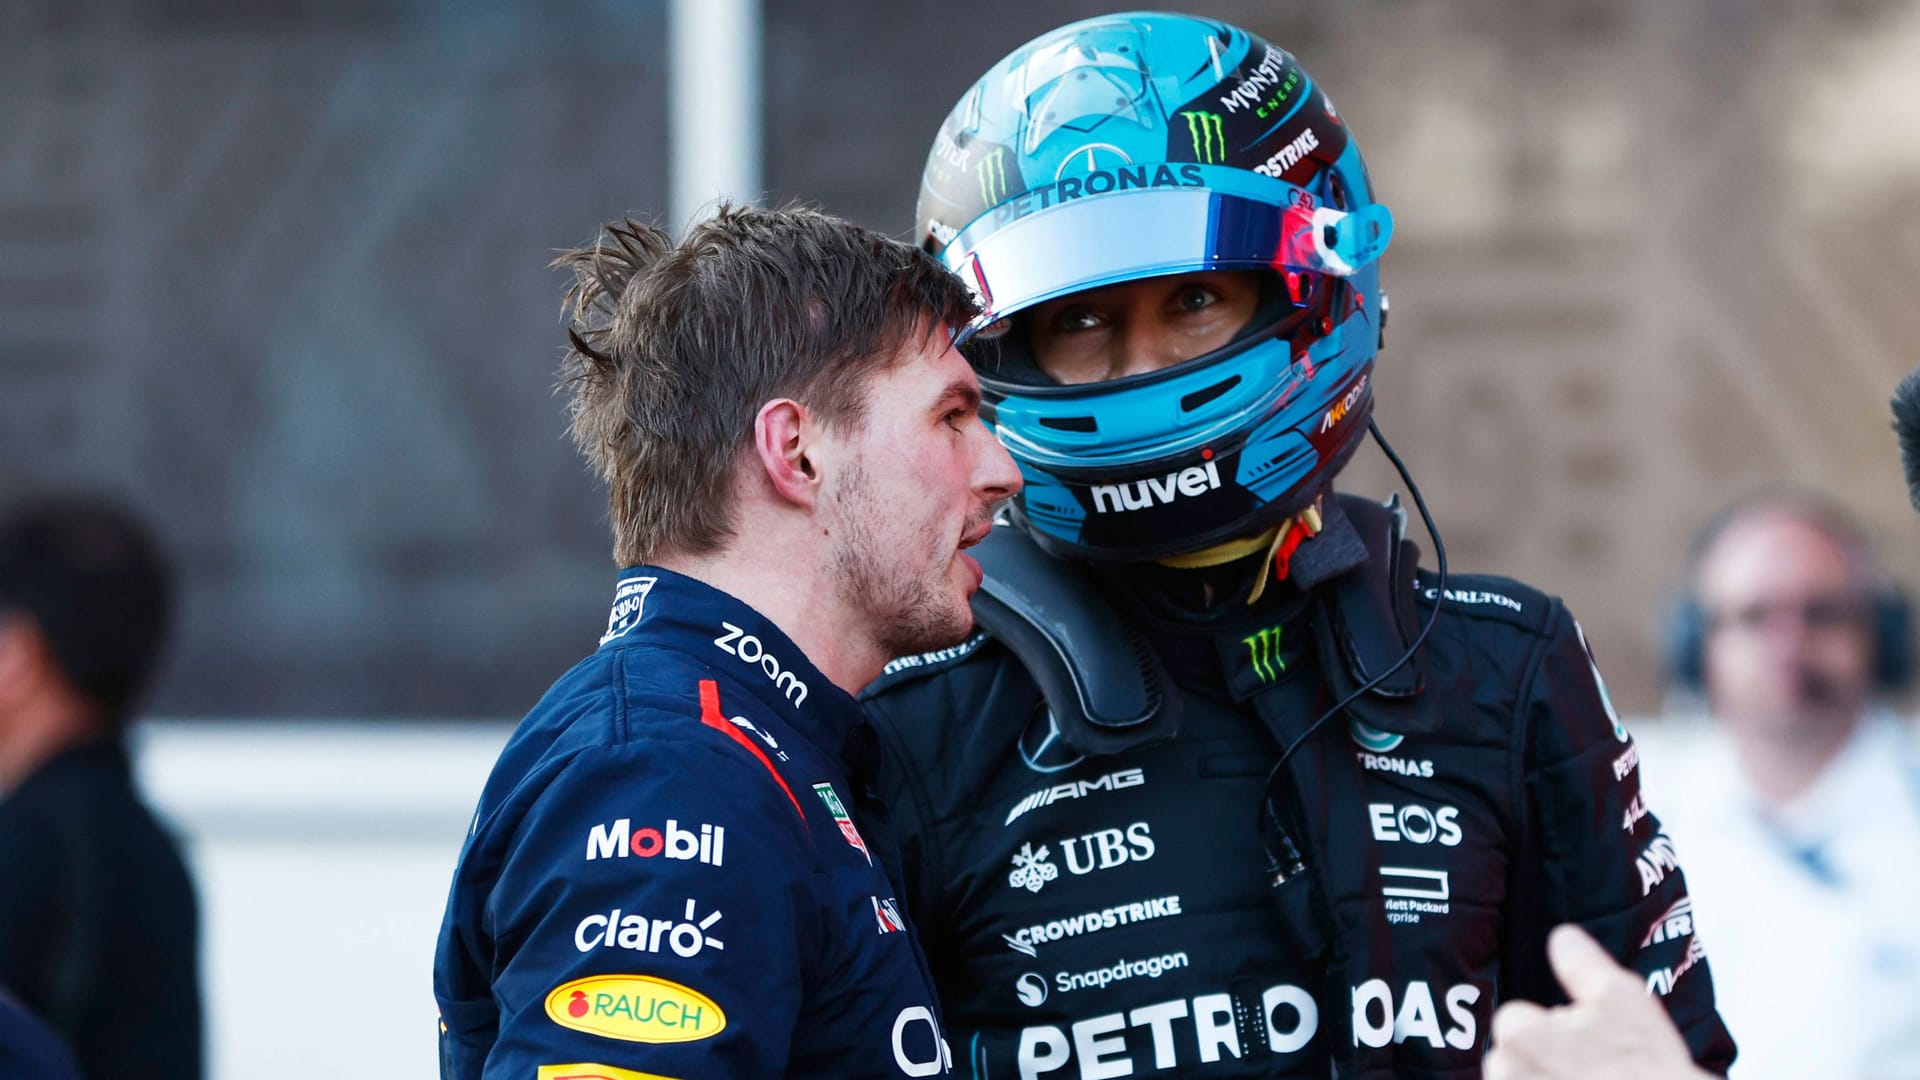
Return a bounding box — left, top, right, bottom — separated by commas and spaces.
862, 495, 1735, 1079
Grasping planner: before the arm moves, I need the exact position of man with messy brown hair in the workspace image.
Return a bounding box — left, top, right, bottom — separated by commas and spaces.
433, 203, 1019, 1078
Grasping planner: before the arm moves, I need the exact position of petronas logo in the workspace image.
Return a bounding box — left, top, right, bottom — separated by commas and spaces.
1350, 719, 1405, 754
977, 147, 1010, 204
1181, 110, 1226, 165
1243, 624, 1286, 683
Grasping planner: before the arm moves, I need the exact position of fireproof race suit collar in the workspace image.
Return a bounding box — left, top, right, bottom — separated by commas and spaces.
597, 565, 868, 760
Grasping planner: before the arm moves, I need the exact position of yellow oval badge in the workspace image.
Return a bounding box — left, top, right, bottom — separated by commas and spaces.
543, 974, 726, 1044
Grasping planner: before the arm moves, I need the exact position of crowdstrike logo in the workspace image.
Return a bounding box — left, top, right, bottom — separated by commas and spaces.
1255, 127, 1321, 180
574, 900, 724, 958
1002, 895, 1184, 958
1088, 462, 1222, 514
1003, 768, 1145, 827
713, 622, 809, 707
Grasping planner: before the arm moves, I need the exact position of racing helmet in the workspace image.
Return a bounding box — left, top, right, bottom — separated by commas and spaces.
917, 12, 1393, 562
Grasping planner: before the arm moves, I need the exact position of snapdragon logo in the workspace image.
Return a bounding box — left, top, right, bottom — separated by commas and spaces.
713, 622, 808, 707
1055, 952, 1190, 994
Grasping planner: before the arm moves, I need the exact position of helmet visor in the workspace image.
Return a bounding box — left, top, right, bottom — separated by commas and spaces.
944, 166, 1392, 344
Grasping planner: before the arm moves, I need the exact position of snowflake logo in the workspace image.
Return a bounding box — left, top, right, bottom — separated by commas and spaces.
1008, 842, 1059, 893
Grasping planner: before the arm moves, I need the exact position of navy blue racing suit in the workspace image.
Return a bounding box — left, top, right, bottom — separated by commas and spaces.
434, 567, 953, 1079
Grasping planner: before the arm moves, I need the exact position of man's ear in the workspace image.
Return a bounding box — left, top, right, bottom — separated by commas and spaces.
754, 398, 823, 508
0, 617, 41, 709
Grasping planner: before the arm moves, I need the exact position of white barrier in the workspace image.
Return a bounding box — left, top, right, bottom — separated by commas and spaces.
132, 720, 513, 1080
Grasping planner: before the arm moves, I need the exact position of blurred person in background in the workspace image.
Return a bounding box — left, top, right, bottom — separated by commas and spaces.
433, 205, 1019, 1078
0, 494, 201, 1080
1652, 492, 1920, 1078
861, 12, 1733, 1077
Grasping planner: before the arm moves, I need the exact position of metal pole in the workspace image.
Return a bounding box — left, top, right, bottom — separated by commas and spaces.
668, 0, 763, 234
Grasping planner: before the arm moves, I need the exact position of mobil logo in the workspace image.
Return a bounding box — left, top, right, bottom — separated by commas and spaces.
585, 818, 724, 867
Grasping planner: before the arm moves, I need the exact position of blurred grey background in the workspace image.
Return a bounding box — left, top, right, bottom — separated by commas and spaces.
6, 0, 1919, 718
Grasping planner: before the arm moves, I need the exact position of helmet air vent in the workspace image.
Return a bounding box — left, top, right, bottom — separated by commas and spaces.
1180, 376, 1242, 412
1038, 415, 1098, 433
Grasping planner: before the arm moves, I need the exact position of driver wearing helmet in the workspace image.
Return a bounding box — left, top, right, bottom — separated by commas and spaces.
862, 13, 1736, 1077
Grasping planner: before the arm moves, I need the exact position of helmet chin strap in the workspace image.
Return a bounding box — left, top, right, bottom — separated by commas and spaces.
1154, 500, 1326, 604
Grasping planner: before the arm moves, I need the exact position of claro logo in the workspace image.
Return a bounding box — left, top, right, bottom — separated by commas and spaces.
543, 973, 726, 1044
714, 622, 808, 706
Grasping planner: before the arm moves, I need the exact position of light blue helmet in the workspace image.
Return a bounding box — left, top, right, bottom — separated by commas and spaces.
917, 12, 1393, 562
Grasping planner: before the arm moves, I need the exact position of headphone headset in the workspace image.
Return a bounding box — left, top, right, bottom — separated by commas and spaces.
1664, 496, 1914, 695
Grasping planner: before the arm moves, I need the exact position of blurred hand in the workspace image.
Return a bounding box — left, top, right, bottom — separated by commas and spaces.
1483, 924, 1713, 1080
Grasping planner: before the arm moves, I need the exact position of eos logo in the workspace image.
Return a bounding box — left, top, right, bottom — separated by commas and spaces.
1367, 803, 1461, 846
713, 622, 808, 706
574, 900, 724, 958
1004, 768, 1145, 827
585, 818, 725, 866
1016, 973, 1049, 1007
1017, 983, 1318, 1077
1351, 980, 1480, 1050
892, 1006, 953, 1078
1089, 462, 1222, 514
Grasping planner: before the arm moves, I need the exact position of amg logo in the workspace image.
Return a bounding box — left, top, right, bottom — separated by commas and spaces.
1218, 45, 1290, 114
1090, 461, 1222, 514
1254, 126, 1321, 179
1636, 833, 1680, 896
714, 621, 808, 707
1004, 768, 1145, 826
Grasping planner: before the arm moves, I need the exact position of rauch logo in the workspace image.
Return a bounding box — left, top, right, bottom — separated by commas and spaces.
542, 973, 726, 1044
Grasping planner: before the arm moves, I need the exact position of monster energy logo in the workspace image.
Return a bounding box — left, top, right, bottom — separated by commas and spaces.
1243, 624, 1286, 683
977, 147, 1009, 204
1181, 111, 1226, 165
